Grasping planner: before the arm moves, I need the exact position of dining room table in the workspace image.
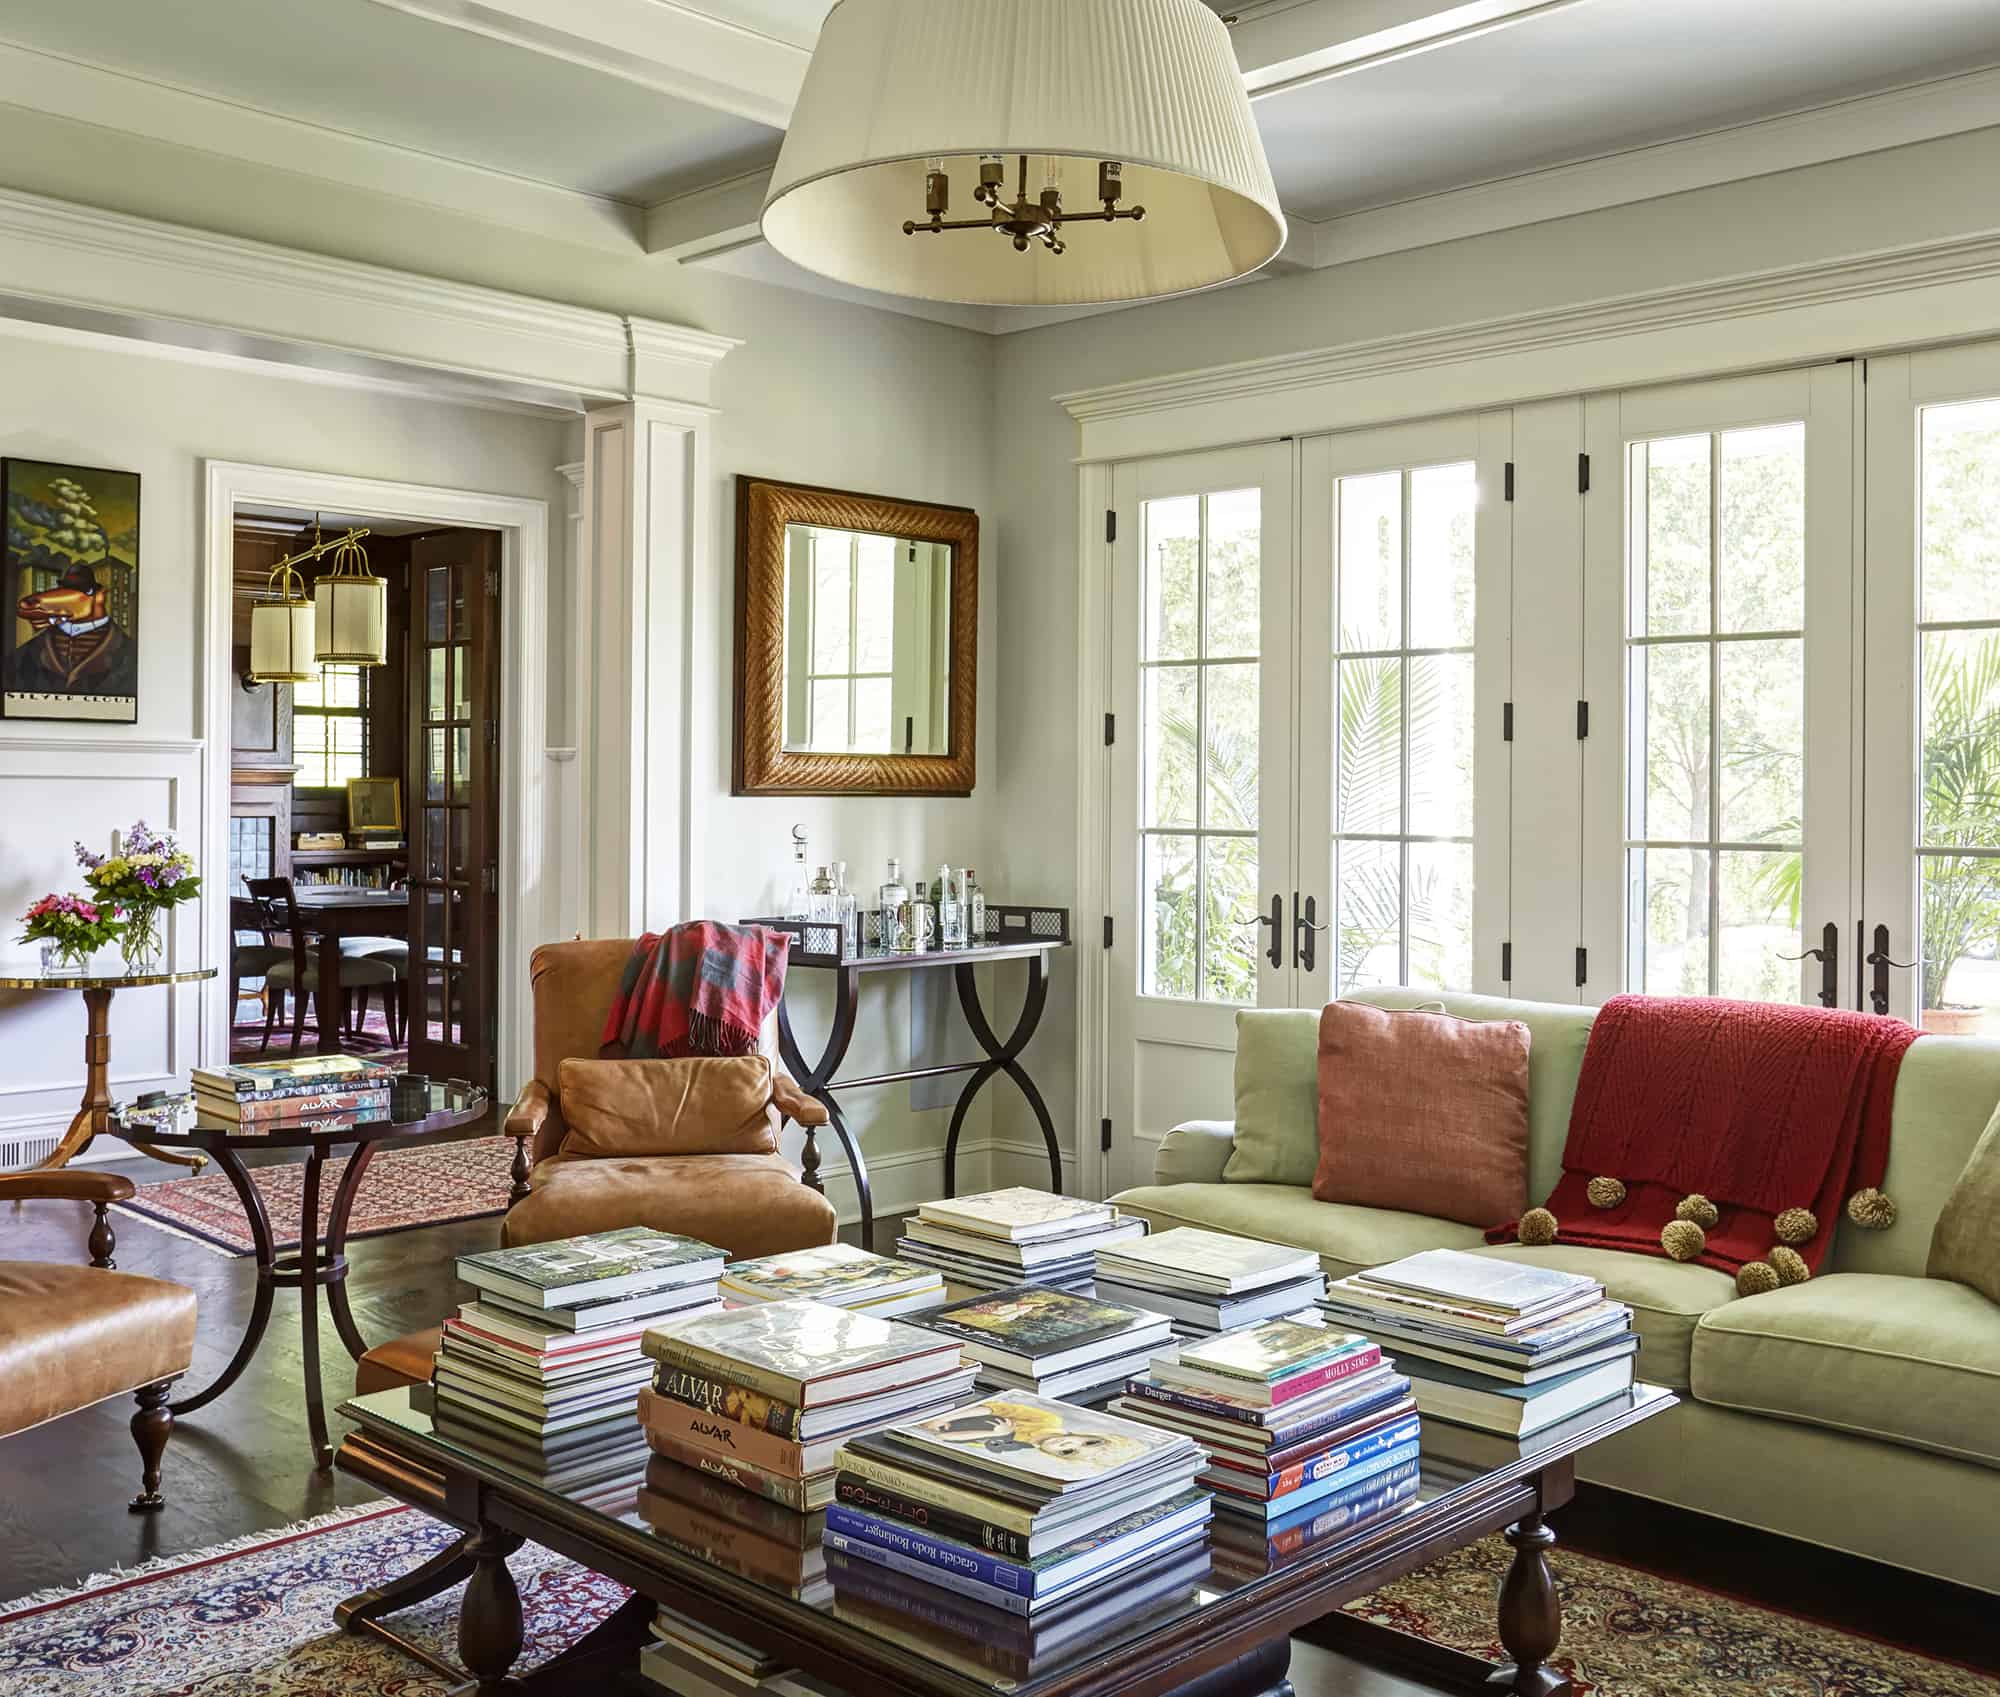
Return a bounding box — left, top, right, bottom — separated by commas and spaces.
234, 886, 409, 1050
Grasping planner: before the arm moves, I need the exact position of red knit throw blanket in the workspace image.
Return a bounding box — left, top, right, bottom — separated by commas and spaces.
600, 923, 791, 1059
1489, 995, 1919, 1275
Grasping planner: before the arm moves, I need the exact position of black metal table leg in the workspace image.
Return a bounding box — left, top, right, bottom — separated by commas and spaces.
297, 1148, 334, 1471
170, 1142, 278, 1416
777, 967, 874, 1248
945, 953, 1058, 1197
324, 1142, 379, 1361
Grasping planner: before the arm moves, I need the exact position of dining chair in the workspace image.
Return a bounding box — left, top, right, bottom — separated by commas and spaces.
244, 877, 397, 1055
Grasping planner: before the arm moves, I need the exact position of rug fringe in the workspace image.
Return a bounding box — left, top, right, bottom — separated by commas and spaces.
0, 1500, 407, 1617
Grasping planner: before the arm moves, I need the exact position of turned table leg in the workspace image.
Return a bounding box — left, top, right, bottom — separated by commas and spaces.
34, 987, 116, 1169
1488, 1510, 1569, 1697
458, 1524, 526, 1695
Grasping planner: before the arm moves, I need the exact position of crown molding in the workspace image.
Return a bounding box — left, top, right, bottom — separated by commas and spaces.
0, 185, 732, 410
1059, 227, 2000, 457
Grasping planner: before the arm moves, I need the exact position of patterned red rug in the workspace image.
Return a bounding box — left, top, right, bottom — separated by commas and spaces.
116, 1135, 514, 1257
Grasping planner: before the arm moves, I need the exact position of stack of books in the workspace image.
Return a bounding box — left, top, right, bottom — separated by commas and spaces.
637, 1299, 980, 1511
721, 1243, 945, 1316
915, 1285, 1177, 1401
1319, 1249, 1637, 1437
636, 1455, 831, 1606
431, 1227, 726, 1482
825, 1391, 1211, 1616
896, 1188, 1147, 1298
1110, 1317, 1419, 1533
1208, 1458, 1423, 1578
640, 1606, 836, 1697
1093, 1227, 1326, 1336
191, 1054, 395, 1130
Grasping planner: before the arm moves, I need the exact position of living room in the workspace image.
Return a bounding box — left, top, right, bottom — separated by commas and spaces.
1, 1, 1998, 1693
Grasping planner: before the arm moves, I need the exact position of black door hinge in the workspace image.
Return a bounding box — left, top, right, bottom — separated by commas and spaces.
1575, 946, 1589, 987
1100, 1117, 1113, 1154
1102, 915, 1114, 949
1105, 510, 1117, 544
1576, 700, 1590, 739
1502, 701, 1514, 742
1501, 940, 1513, 982
1578, 453, 1591, 495
1104, 712, 1116, 747
1503, 462, 1515, 502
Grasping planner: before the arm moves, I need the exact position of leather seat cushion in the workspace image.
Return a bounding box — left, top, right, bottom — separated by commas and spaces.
357, 1324, 444, 1395
504, 1153, 838, 1261
1692, 1272, 2000, 1468
556, 1056, 784, 1159
0, 1261, 196, 1438
268, 954, 398, 989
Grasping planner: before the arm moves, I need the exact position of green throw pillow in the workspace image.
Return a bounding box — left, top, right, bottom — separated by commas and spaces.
1222, 1009, 1322, 1186
1928, 1101, 2000, 1305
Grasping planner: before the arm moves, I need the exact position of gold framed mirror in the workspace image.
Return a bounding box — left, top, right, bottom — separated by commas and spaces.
733, 475, 978, 796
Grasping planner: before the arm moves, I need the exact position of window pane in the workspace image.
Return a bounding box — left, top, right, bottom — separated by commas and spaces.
1921, 854, 2000, 1029
1204, 489, 1260, 658
854, 536, 896, 673
1718, 423, 1804, 632
426, 729, 446, 801
1408, 653, 1474, 839
1336, 656, 1401, 834
1408, 462, 1476, 649
1201, 835, 1259, 1004
1203, 662, 1258, 830
1634, 845, 1710, 996
293, 671, 325, 709
451, 727, 471, 802
1337, 471, 1400, 651
1718, 849, 1801, 1002
1921, 397, 2000, 625
424, 808, 446, 879
1719, 638, 1803, 843
1142, 666, 1197, 828
427, 649, 448, 721
1637, 642, 1710, 843
812, 534, 851, 672
452, 647, 470, 720
853, 677, 892, 752
1639, 435, 1710, 636
1335, 838, 1400, 995
1407, 841, 1473, 991
426, 565, 449, 642
1144, 497, 1199, 661
1142, 833, 1197, 999
1920, 629, 2000, 850
810, 678, 848, 749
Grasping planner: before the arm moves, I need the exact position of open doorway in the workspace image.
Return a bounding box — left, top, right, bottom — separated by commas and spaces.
226, 506, 506, 1093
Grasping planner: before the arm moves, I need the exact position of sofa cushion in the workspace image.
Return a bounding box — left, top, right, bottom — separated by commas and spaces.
1465, 1242, 1736, 1392
1927, 1100, 2000, 1304
1692, 1273, 2000, 1469
0, 1261, 197, 1438
1314, 1001, 1530, 1227
556, 1056, 782, 1159
507, 1152, 837, 1260
1223, 1010, 1324, 1187
1110, 1182, 1485, 1279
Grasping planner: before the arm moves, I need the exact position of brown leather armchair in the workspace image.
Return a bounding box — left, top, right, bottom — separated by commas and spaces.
497, 938, 839, 1258
0, 1169, 197, 1511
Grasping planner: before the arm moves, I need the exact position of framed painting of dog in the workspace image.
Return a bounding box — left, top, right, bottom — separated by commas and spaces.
3, 459, 141, 722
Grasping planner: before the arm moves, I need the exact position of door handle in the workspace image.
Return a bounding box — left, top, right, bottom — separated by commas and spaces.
1237, 894, 1284, 970
1776, 921, 1839, 1008
1865, 923, 1916, 1017
1292, 890, 1328, 973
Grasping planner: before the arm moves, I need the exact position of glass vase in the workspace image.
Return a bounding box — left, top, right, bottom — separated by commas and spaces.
40, 939, 93, 977
120, 905, 163, 973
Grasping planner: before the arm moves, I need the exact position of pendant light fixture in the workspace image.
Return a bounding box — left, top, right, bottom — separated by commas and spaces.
247, 553, 316, 684
762, 0, 1284, 307
311, 526, 387, 666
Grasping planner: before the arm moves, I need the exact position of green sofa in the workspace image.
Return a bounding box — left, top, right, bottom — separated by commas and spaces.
1110, 987, 2000, 1594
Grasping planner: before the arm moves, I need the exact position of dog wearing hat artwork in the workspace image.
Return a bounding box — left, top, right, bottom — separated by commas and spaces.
3, 459, 140, 722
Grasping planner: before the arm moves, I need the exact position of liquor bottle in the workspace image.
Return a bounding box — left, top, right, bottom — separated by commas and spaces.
808, 866, 837, 923
879, 858, 908, 950
938, 863, 966, 949
785, 826, 811, 920
964, 868, 986, 944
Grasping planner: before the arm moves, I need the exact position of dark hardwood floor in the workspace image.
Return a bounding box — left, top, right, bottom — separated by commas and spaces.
3, 1150, 1992, 1690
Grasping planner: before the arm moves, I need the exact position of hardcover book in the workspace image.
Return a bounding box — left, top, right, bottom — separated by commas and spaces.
642, 1298, 964, 1404
193, 1087, 392, 1124
917, 1286, 1162, 1362
457, 1227, 726, 1308
1172, 1319, 1367, 1385
1351, 1249, 1601, 1314
915, 1188, 1117, 1242
1096, 1228, 1320, 1294
191, 1054, 395, 1097
722, 1244, 939, 1307
893, 1392, 1195, 1491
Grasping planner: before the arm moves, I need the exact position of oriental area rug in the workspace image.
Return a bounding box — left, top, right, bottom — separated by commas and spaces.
115, 1136, 514, 1257
4, 1503, 1993, 1697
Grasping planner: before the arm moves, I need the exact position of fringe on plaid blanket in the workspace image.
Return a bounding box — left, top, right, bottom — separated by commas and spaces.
600, 923, 791, 1059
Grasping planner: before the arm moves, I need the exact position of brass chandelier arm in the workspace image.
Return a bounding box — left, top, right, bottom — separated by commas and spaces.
269, 526, 371, 582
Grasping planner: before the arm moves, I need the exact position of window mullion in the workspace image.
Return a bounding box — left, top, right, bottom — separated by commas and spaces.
1707, 434, 1723, 995
1399, 467, 1414, 987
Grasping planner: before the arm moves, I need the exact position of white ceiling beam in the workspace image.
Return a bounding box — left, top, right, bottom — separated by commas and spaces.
359, 0, 809, 129
643, 170, 769, 260
1226, 0, 1597, 99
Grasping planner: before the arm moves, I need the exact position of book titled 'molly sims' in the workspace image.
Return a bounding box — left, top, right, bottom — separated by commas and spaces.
457, 1227, 726, 1308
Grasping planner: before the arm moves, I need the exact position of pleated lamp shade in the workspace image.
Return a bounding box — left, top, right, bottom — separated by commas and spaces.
312, 535, 388, 665
248, 591, 316, 683
763, 0, 1285, 306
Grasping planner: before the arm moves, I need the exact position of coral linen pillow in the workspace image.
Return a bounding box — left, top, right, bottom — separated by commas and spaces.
556, 1055, 781, 1159
1313, 1001, 1531, 1226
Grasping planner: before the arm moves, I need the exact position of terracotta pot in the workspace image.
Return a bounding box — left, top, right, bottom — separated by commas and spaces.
1921, 1006, 1984, 1036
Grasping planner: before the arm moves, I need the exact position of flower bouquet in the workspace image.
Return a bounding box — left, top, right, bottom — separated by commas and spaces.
76, 821, 201, 971
20, 893, 125, 976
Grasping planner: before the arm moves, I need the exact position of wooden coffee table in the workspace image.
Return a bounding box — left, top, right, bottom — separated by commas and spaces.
336, 1381, 1672, 1697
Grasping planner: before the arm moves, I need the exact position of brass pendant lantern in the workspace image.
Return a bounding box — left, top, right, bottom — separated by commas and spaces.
247, 556, 316, 684
311, 528, 387, 666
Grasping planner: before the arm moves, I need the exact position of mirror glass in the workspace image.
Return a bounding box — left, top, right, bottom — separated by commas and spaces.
781, 523, 953, 755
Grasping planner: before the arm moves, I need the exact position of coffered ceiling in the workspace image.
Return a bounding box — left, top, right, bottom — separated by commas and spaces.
0, 0, 1995, 332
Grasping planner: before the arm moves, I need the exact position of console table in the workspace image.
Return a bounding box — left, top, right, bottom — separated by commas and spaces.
749, 907, 1071, 1252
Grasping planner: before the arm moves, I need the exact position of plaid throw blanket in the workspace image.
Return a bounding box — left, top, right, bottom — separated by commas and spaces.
600, 923, 791, 1059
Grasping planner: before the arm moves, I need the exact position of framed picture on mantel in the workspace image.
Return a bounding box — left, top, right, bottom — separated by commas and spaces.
2, 458, 142, 723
